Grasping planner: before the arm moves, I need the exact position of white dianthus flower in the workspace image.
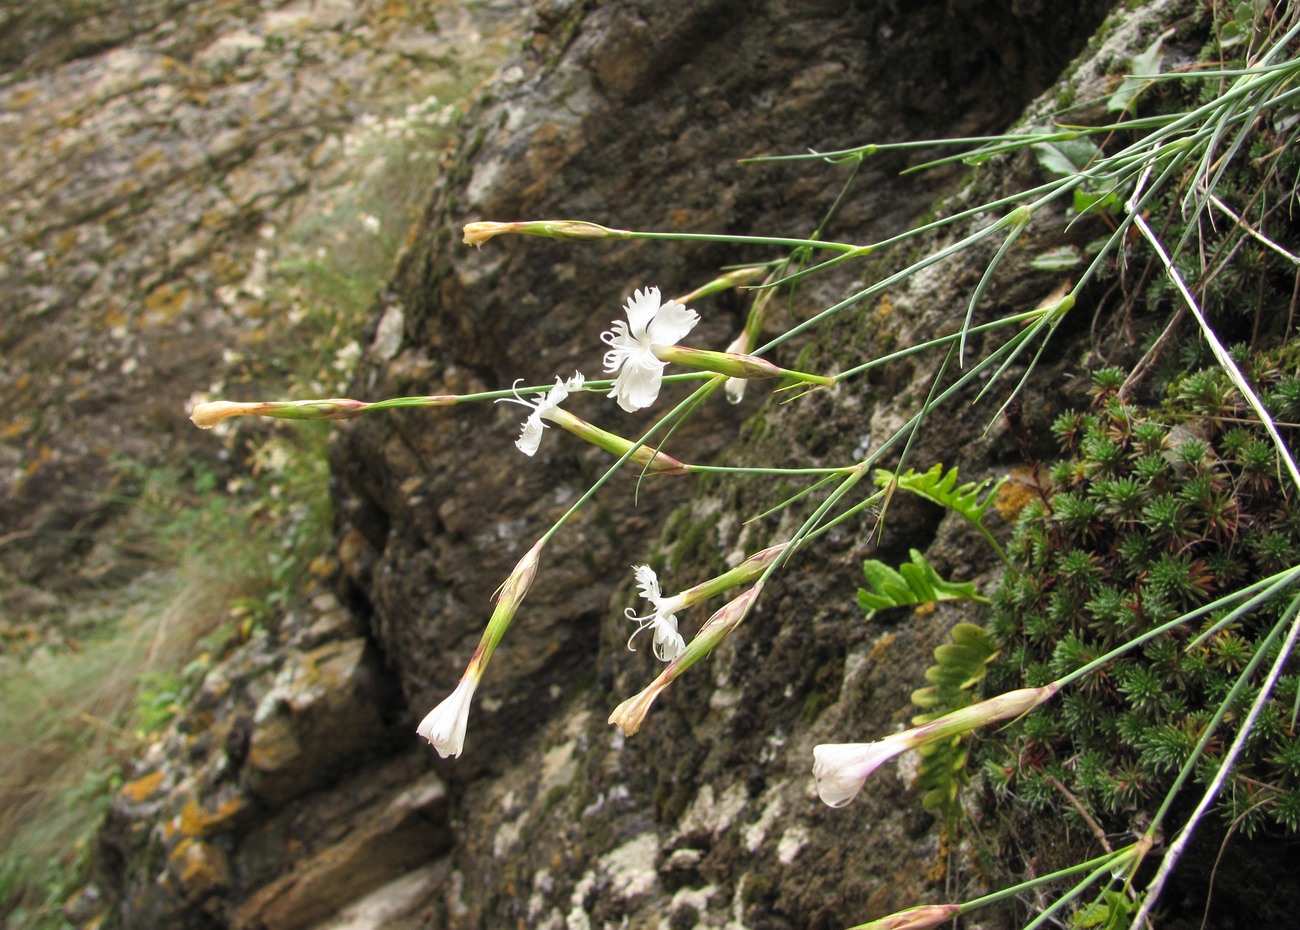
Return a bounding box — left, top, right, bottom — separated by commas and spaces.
623, 564, 686, 661
600, 287, 699, 412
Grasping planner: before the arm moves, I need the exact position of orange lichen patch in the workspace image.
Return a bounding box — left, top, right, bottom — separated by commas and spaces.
913, 601, 937, 617
995, 466, 1043, 521
178, 794, 249, 837
119, 770, 166, 804
2, 416, 32, 439
170, 838, 231, 896
24, 445, 54, 477
869, 631, 898, 661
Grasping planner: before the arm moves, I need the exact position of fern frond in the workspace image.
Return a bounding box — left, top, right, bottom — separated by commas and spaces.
875, 464, 1009, 563
910, 623, 998, 824
857, 550, 989, 619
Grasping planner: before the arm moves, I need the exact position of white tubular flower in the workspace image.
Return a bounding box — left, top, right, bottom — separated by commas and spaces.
601, 287, 699, 412
624, 564, 686, 661
417, 676, 478, 759
812, 733, 920, 808
723, 333, 748, 405
498, 372, 585, 456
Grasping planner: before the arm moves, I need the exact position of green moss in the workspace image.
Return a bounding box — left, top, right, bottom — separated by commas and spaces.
983, 347, 1300, 837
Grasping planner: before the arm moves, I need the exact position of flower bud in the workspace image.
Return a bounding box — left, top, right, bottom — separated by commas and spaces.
609, 584, 764, 737
189, 398, 368, 428
546, 408, 690, 474
849, 904, 962, 930
463, 219, 621, 248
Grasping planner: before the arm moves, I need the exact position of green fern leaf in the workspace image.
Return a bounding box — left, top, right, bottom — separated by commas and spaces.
857, 550, 988, 619
876, 464, 1009, 563
909, 624, 998, 825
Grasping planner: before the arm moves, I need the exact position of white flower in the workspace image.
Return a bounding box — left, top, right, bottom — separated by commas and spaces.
723, 333, 748, 404
812, 733, 920, 807
601, 287, 699, 412
624, 564, 686, 661
498, 372, 584, 456
417, 676, 478, 758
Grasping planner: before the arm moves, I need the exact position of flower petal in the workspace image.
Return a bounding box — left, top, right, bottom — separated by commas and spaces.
652, 616, 685, 661
515, 412, 545, 456
646, 298, 700, 346
417, 677, 478, 758
608, 355, 666, 412
812, 735, 914, 807
632, 565, 661, 600
623, 287, 662, 335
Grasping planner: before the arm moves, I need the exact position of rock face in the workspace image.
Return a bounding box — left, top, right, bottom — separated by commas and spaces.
324, 1, 1123, 928
92, 0, 1220, 928
0, 0, 518, 617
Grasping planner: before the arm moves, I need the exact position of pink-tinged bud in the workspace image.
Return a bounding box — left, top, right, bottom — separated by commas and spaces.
607, 677, 671, 737
849, 904, 962, 930
463, 221, 519, 247
546, 408, 691, 474
417, 675, 477, 759
497, 539, 543, 609
913, 683, 1060, 744
653, 344, 784, 380
812, 732, 922, 807
816, 684, 1060, 808
610, 584, 764, 737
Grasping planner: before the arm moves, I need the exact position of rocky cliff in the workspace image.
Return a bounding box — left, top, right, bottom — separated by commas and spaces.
89, 1, 1201, 928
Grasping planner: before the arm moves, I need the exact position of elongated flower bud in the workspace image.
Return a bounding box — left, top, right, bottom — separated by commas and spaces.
849, 904, 962, 930
463, 220, 623, 248
189, 398, 368, 429
652, 345, 833, 386
546, 408, 689, 474
673, 542, 788, 608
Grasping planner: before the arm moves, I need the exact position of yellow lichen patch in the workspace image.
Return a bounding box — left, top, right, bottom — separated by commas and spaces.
8, 86, 42, 109
133, 149, 165, 172
2, 416, 32, 440
913, 601, 937, 618
994, 466, 1042, 521
119, 770, 166, 804
55, 228, 80, 257
873, 293, 894, 322
143, 282, 191, 323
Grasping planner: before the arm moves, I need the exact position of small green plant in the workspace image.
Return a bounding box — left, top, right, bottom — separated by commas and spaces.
910, 623, 998, 823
